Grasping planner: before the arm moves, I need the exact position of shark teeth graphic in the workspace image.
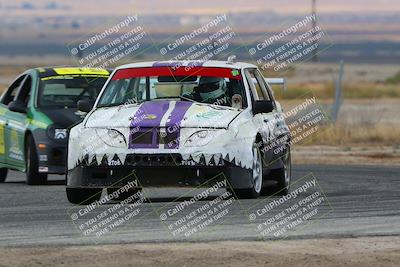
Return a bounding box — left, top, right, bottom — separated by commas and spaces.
217, 154, 223, 165
117, 153, 127, 165
224, 153, 230, 163
96, 153, 104, 166
204, 154, 213, 165
191, 153, 201, 164
199, 154, 206, 165
181, 154, 190, 161
208, 155, 215, 165
100, 154, 108, 165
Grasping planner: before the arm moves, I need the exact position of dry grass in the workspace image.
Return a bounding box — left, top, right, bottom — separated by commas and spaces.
273, 82, 400, 100
307, 124, 400, 146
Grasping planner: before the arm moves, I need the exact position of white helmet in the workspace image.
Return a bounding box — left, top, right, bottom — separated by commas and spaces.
197, 77, 227, 102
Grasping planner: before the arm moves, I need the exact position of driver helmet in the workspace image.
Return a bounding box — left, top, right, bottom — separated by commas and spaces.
197, 77, 227, 101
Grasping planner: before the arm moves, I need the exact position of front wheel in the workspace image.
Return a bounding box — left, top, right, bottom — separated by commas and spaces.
267, 147, 291, 195
229, 143, 263, 199
0, 168, 7, 183
26, 135, 47, 185
66, 188, 102, 205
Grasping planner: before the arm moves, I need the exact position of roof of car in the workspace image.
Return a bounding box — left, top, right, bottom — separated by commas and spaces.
115, 60, 257, 71
34, 67, 111, 78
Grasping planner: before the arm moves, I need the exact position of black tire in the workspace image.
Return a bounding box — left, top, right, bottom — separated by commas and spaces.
66, 188, 102, 205
0, 168, 8, 183
229, 143, 263, 199
26, 135, 47, 185
266, 147, 291, 196
106, 188, 142, 202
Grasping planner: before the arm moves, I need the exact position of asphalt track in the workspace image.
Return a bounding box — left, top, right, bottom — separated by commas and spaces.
0, 164, 399, 247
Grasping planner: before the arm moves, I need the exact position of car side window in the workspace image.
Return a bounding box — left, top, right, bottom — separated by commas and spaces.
246, 70, 270, 101
1, 75, 26, 105
15, 75, 32, 107
255, 69, 275, 101
246, 69, 271, 100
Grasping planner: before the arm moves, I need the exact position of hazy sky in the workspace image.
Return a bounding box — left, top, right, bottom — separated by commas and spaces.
1, 0, 399, 16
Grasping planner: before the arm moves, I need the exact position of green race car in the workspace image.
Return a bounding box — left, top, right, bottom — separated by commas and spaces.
0, 67, 110, 184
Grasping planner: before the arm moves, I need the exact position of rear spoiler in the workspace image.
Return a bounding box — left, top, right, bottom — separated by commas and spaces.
264, 78, 287, 92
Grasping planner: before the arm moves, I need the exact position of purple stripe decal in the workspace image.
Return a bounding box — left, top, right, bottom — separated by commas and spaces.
129, 101, 170, 148
128, 100, 193, 149
165, 101, 192, 149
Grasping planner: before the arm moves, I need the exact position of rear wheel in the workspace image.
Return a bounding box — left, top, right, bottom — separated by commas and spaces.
229, 143, 263, 199
0, 168, 8, 183
66, 188, 102, 205
26, 135, 47, 185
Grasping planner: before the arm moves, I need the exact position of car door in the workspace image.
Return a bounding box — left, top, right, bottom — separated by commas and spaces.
245, 69, 282, 164
4, 75, 32, 168
0, 75, 27, 168
256, 70, 290, 159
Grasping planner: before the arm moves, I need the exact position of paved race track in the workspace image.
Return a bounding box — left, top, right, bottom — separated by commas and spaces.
0, 164, 399, 246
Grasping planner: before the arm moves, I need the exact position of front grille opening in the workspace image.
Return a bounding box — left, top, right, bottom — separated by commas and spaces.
131, 130, 153, 145
51, 149, 63, 161
92, 170, 108, 179
124, 154, 184, 166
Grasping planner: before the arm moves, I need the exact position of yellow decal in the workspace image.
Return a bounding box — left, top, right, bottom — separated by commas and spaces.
144, 114, 157, 120
41, 75, 109, 81
9, 129, 23, 161
26, 119, 48, 129
10, 129, 18, 144
53, 67, 109, 76
0, 107, 7, 116
0, 124, 4, 154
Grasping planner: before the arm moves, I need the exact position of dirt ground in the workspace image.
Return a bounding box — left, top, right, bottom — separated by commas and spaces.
293, 145, 400, 165
1, 236, 399, 267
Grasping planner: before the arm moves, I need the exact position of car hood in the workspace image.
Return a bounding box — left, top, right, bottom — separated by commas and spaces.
85, 100, 242, 129
39, 108, 84, 128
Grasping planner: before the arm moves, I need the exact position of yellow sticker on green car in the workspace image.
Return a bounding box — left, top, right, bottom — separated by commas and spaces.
26, 119, 48, 129
41, 75, 109, 81
0, 124, 5, 154
53, 67, 109, 76
0, 107, 7, 116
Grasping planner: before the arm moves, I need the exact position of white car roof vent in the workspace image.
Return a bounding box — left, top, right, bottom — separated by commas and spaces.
227, 55, 236, 64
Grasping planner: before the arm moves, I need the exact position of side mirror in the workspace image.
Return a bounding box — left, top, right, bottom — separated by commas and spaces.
77, 100, 94, 113
8, 100, 26, 113
253, 100, 274, 115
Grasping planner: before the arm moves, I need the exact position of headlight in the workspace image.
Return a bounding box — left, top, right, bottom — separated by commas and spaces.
96, 129, 127, 148
47, 125, 67, 140
184, 130, 215, 147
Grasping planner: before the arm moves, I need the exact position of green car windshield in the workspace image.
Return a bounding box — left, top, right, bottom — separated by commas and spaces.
38, 76, 107, 108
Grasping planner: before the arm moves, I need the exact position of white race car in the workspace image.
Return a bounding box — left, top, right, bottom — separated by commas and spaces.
66, 60, 291, 204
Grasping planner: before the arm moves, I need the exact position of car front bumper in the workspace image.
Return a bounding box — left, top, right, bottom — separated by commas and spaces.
37, 142, 66, 174
66, 153, 253, 189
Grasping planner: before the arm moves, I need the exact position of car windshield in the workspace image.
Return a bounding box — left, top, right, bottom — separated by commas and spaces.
97, 66, 247, 109
38, 76, 107, 108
